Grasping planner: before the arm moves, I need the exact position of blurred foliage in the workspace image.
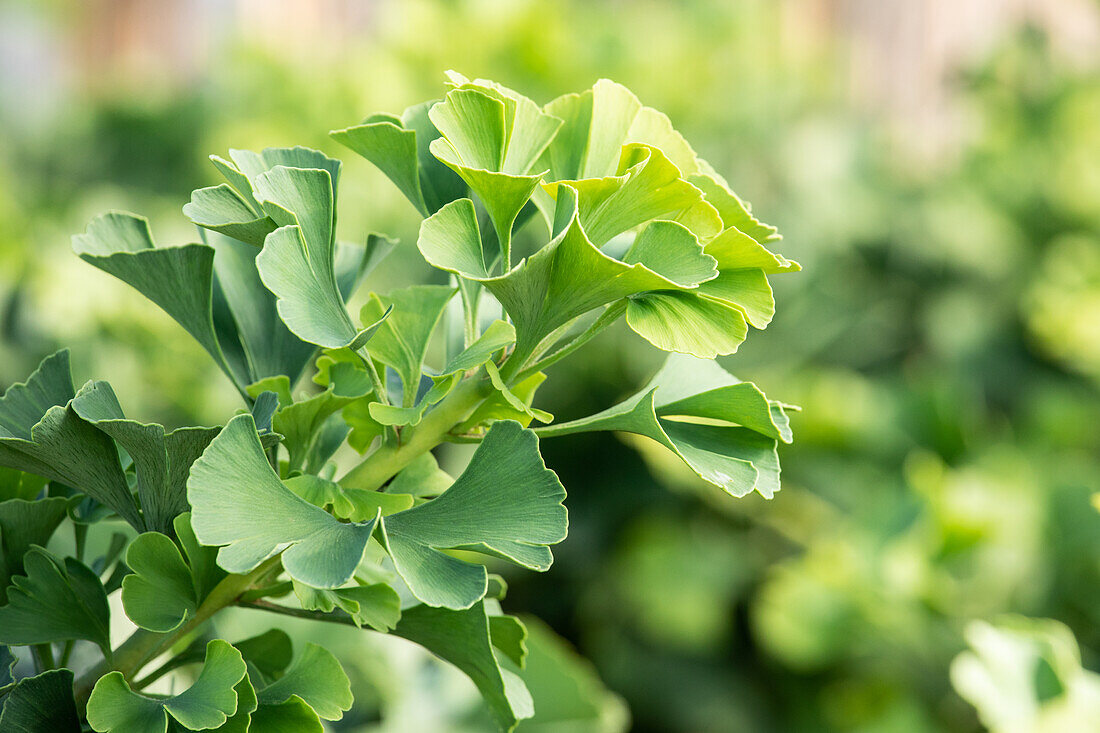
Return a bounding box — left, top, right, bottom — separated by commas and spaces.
3, 0, 1100, 730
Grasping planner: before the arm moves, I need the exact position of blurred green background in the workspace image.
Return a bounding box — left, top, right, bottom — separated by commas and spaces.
3, 0, 1100, 730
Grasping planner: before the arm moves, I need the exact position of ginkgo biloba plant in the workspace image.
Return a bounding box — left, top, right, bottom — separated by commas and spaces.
0, 72, 798, 732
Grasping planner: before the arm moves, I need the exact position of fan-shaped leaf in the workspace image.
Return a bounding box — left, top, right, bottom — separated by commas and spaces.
0, 669, 81, 733
0, 547, 110, 654
378, 420, 566, 609
87, 640, 247, 733
0, 497, 68, 588
536, 354, 793, 498
188, 414, 378, 588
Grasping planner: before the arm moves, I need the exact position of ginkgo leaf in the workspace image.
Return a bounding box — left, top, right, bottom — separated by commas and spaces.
0, 547, 110, 655
0, 352, 140, 531
377, 420, 567, 609
542, 143, 719, 247
428, 86, 559, 266
292, 580, 401, 631
1, 645, 14, 686
72, 213, 244, 386
120, 514, 224, 633
359, 285, 456, 404
255, 643, 353, 721
71, 380, 219, 534
0, 496, 68, 588
394, 601, 534, 732
536, 354, 794, 498
419, 189, 717, 365
253, 165, 371, 349
457, 372, 551, 432
284, 473, 413, 521
183, 183, 276, 246
385, 452, 454, 499
624, 291, 748, 359
0, 669, 82, 733
0, 467, 48, 502
331, 101, 467, 216
87, 640, 247, 733
188, 414, 379, 588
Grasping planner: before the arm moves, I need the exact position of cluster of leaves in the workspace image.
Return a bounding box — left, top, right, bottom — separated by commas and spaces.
0, 73, 796, 731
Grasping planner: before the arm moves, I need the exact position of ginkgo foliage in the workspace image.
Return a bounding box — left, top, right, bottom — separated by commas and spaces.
0, 73, 798, 732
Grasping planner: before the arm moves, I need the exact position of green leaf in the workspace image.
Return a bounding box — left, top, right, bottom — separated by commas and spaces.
514, 616, 629, 733
540, 78, 698, 182
624, 290, 748, 359
205, 230, 316, 387
87, 639, 247, 733
0, 350, 142, 529
331, 101, 467, 217
689, 166, 783, 245
378, 420, 567, 608
419, 191, 712, 361
429, 86, 558, 265
183, 184, 276, 246
536, 354, 793, 498
73, 213, 244, 388
188, 414, 378, 588
284, 473, 413, 521
255, 643, 352, 721
386, 452, 454, 499
247, 696, 324, 733
439, 319, 516, 376
1, 645, 14, 686
0, 497, 68, 588
543, 143, 717, 247
394, 601, 534, 732
253, 165, 370, 349
71, 380, 219, 534
0, 547, 110, 654
0, 669, 82, 733
0, 467, 48, 502
272, 365, 375, 473
359, 284, 456, 404
458, 371, 550, 432
292, 580, 401, 631
121, 513, 223, 633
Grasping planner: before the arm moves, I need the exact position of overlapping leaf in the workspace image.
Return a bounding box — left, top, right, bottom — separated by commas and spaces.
537, 354, 794, 498
87, 640, 247, 733
0, 669, 82, 732
292, 580, 401, 631
395, 601, 534, 731
0, 350, 142, 529
427, 81, 561, 266
377, 420, 567, 609
72, 380, 219, 534
121, 513, 224, 633
0, 496, 68, 588
419, 186, 736, 362
0, 547, 110, 655
188, 414, 379, 588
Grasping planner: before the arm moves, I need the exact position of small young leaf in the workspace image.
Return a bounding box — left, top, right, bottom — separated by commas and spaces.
0, 669, 82, 732
188, 414, 378, 588
378, 420, 567, 609
0, 547, 110, 655
87, 639, 247, 733
292, 581, 401, 631
359, 284, 455, 404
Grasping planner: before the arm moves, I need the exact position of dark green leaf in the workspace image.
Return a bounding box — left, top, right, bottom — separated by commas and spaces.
0, 669, 81, 733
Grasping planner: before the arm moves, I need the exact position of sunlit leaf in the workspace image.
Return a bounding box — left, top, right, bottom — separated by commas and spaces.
537, 354, 793, 498
377, 420, 567, 609
188, 414, 378, 588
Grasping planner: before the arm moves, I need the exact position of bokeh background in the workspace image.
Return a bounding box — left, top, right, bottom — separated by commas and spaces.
3, 0, 1100, 730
